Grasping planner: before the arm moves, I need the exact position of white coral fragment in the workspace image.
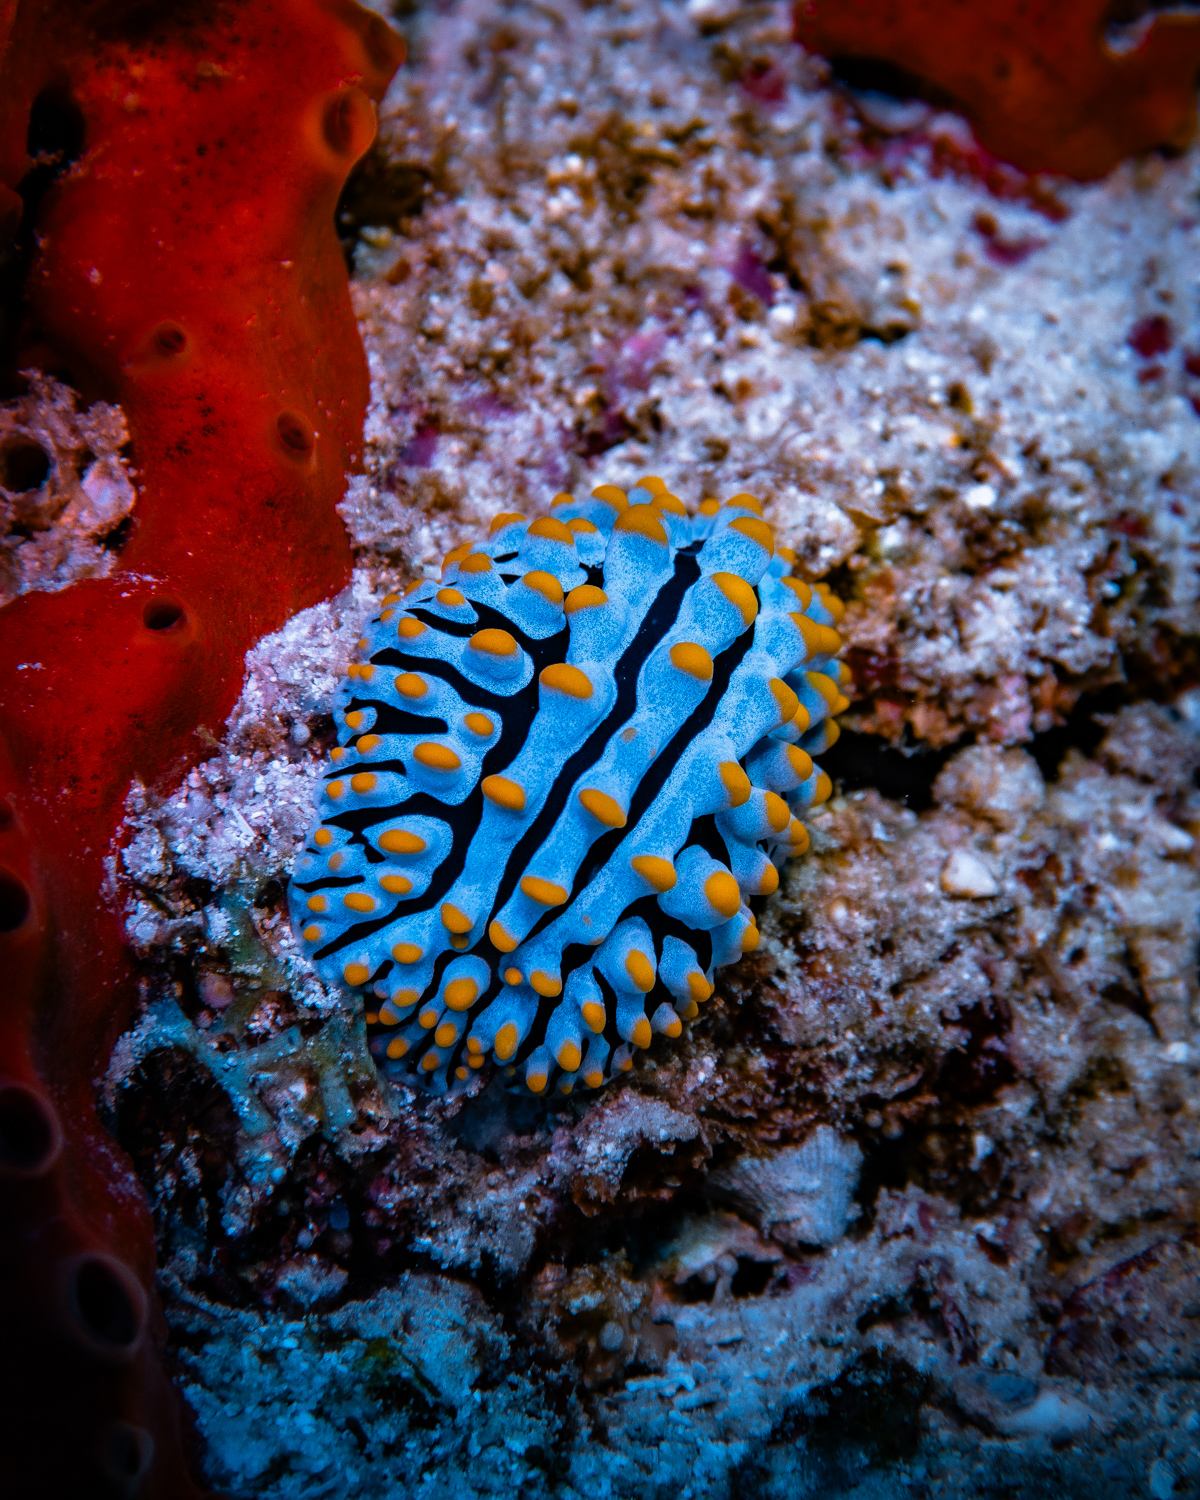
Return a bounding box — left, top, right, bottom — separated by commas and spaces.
706, 1125, 863, 1247
940, 847, 1001, 898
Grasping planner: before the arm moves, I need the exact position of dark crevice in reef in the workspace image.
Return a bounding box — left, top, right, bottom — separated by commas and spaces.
733, 1350, 932, 1495
1027, 682, 1127, 781
0, 84, 87, 397
443, 1072, 563, 1161
828, 53, 957, 116
1030, 665, 1199, 781
852, 996, 1017, 1230
109, 1046, 243, 1281
0, 435, 50, 491
854, 1130, 913, 1221
336, 137, 432, 271
825, 671, 1196, 810
821, 727, 955, 810
1120, 629, 1200, 713
111, 1034, 709, 1330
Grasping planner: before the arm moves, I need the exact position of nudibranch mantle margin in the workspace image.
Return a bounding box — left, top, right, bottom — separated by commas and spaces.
289, 481, 849, 1097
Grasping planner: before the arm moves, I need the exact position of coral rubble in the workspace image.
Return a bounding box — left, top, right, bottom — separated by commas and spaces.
118, 647, 1200, 1496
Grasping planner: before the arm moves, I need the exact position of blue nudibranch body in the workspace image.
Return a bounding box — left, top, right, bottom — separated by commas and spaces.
290, 481, 849, 1095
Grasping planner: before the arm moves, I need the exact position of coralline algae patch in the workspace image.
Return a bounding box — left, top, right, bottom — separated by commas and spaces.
290, 481, 847, 1095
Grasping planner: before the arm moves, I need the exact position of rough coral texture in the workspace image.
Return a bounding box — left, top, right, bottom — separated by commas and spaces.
104, 0, 1200, 1495
293, 490, 847, 1095
119, 639, 1200, 1498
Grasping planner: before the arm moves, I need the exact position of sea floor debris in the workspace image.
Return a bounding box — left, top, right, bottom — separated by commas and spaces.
84, 0, 1200, 1492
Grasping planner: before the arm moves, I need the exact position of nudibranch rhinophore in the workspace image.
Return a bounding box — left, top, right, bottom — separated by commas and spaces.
289, 481, 849, 1096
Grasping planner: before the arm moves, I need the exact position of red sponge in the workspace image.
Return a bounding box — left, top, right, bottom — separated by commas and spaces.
0, 2, 402, 1493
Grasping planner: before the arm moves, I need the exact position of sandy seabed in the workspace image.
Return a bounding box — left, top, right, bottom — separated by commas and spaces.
9, 1, 1200, 1495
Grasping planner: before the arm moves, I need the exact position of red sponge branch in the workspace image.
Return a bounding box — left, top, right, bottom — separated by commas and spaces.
0, 2, 402, 1493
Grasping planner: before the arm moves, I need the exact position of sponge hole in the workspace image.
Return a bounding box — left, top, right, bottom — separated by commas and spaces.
0, 870, 30, 931
276, 410, 315, 455
152, 322, 187, 356
65, 1254, 147, 1358
322, 86, 376, 160
141, 597, 184, 631
0, 1082, 61, 1176
96, 1422, 155, 1496
0, 438, 51, 494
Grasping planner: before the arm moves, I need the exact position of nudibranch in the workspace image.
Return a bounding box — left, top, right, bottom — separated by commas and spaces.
290, 482, 849, 1096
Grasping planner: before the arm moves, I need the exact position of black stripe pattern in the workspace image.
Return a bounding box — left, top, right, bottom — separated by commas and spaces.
289, 483, 850, 1097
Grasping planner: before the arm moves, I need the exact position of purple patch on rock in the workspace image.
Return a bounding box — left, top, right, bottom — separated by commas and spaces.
611, 328, 666, 393
466, 394, 516, 420
972, 212, 1044, 265
741, 60, 787, 105
984, 236, 1044, 266
1128, 315, 1172, 359
732, 241, 773, 304
399, 420, 439, 467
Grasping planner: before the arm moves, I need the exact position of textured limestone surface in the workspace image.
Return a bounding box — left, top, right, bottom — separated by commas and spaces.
104, 0, 1200, 1495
